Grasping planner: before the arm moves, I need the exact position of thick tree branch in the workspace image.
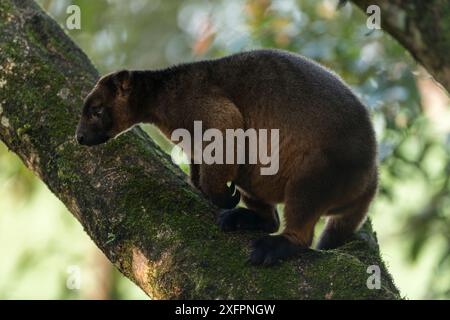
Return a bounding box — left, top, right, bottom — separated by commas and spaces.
0, 0, 400, 299
351, 0, 450, 92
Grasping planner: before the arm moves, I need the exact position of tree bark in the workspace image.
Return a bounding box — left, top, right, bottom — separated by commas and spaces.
351, 0, 450, 92
0, 0, 400, 299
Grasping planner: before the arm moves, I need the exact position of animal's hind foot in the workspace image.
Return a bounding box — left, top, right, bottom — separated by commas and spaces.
316, 232, 347, 250
249, 235, 303, 266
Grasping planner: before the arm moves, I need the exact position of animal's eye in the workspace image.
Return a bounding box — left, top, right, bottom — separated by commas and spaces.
91, 106, 103, 118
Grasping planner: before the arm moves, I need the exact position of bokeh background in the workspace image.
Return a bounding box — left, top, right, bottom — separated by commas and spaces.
1, 0, 449, 299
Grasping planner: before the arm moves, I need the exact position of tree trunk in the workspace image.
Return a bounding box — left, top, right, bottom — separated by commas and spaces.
351, 0, 450, 92
0, 0, 400, 299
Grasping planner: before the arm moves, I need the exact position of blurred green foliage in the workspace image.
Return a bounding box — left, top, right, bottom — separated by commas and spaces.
1, 0, 449, 299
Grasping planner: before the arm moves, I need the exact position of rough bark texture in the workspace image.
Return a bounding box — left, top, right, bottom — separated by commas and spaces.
0, 0, 401, 299
351, 0, 450, 92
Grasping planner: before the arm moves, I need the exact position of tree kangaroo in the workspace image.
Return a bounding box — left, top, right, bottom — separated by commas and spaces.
76, 49, 378, 266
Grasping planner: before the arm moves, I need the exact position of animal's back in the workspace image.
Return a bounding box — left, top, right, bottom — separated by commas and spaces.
210, 50, 374, 148
207, 49, 377, 198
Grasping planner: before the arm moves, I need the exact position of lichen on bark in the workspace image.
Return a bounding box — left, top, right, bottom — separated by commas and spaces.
0, 0, 401, 299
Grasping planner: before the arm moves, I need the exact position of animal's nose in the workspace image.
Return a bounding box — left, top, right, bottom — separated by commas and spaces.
76, 133, 85, 144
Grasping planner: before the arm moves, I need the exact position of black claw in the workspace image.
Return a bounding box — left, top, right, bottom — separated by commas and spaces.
249, 235, 303, 266
229, 182, 236, 194
209, 182, 241, 209
223, 183, 240, 209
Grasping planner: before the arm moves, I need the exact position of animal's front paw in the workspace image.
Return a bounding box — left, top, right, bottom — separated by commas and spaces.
218, 208, 274, 232
249, 235, 303, 266
210, 182, 241, 209
223, 182, 241, 209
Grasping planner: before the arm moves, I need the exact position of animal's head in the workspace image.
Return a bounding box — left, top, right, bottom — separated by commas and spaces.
75, 70, 137, 146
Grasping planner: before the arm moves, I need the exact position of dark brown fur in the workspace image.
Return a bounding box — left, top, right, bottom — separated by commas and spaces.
76, 49, 378, 265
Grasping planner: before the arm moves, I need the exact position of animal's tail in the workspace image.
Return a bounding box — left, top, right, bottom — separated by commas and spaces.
316, 172, 378, 250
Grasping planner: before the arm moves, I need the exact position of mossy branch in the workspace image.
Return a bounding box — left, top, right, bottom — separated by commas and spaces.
351, 0, 450, 92
0, 0, 400, 299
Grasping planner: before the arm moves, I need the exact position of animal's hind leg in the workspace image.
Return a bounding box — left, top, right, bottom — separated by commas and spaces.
218, 194, 279, 232
249, 166, 336, 265
316, 179, 377, 250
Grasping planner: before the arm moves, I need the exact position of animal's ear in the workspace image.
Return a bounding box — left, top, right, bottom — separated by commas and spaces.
113, 70, 131, 96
